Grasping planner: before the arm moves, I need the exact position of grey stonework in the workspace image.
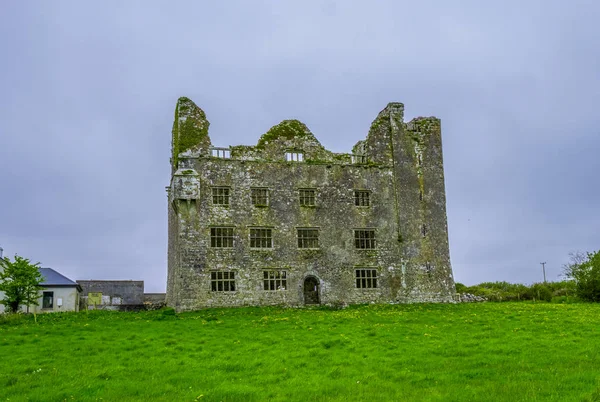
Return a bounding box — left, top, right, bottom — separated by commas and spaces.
459, 293, 487, 303
167, 97, 455, 311
143, 293, 167, 310
77, 280, 144, 305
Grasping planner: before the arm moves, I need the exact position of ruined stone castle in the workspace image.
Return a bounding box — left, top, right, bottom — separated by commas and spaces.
167, 97, 455, 311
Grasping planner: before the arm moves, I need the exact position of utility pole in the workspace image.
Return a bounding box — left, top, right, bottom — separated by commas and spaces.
540, 262, 547, 283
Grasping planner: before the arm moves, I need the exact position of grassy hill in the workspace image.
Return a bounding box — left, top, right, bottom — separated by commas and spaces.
1, 302, 599, 401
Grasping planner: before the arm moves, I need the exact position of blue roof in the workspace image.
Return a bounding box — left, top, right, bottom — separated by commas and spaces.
39, 268, 78, 287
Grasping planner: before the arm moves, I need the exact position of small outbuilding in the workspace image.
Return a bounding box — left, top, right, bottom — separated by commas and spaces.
35, 268, 82, 313
0, 268, 82, 313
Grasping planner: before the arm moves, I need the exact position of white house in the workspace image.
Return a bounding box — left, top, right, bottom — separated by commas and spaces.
0, 267, 81, 313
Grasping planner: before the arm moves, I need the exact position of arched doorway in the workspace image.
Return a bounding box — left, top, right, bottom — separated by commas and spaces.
303, 276, 320, 305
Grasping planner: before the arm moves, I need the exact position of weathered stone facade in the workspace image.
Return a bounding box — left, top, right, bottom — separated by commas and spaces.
167, 97, 455, 311
77, 280, 144, 307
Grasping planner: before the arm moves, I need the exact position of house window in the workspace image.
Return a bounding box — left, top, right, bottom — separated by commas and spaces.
354, 190, 370, 207
210, 227, 234, 248
298, 188, 316, 206
355, 269, 378, 289
263, 270, 287, 291
297, 228, 319, 249
212, 187, 230, 205
211, 148, 231, 158
351, 154, 367, 164
250, 228, 273, 248
285, 152, 304, 162
251, 188, 269, 207
42, 291, 54, 309
210, 271, 236, 292
354, 229, 376, 249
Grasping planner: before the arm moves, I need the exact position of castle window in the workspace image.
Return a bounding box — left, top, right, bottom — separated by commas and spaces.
354, 190, 370, 207
211, 148, 231, 159
263, 270, 287, 291
210, 271, 236, 292
422, 224, 428, 238
251, 188, 269, 207
212, 187, 230, 205
297, 228, 319, 249
285, 152, 304, 162
250, 227, 273, 248
354, 229, 376, 249
351, 154, 367, 164
298, 188, 316, 206
355, 269, 378, 289
210, 227, 234, 248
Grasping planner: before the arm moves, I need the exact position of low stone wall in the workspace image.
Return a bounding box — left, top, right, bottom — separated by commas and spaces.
77, 280, 144, 305
81, 292, 167, 312
144, 293, 166, 310
458, 293, 487, 303
86, 304, 146, 312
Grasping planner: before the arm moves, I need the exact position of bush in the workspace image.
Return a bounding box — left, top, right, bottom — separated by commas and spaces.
563, 250, 600, 302
530, 283, 552, 302
546, 280, 576, 297
457, 280, 579, 303
455, 282, 468, 293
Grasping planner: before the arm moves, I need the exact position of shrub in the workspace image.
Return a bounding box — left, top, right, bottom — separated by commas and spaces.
455, 282, 468, 293
563, 250, 600, 302
530, 283, 552, 302
457, 281, 579, 303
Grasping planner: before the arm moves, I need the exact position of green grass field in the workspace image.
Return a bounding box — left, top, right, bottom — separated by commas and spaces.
1, 303, 599, 401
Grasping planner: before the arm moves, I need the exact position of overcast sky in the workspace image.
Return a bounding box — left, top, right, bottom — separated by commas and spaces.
1, 1, 599, 292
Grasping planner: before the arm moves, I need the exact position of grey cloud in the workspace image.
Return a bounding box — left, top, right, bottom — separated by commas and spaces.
1, 1, 599, 291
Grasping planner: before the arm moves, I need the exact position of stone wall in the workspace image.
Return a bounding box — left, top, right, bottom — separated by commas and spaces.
144, 293, 166, 310
144, 293, 166, 303
77, 280, 144, 306
167, 98, 456, 311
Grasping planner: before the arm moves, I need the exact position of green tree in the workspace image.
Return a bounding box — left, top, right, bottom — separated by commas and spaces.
563, 250, 600, 302
562, 251, 588, 279
0, 255, 44, 313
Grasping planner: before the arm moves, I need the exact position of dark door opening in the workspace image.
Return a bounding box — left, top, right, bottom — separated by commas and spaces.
303, 276, 320, 305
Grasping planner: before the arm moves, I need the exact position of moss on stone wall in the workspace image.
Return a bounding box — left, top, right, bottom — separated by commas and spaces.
172, 97, 211, 169
230, 145, 256, 154
256, 120, 314, 149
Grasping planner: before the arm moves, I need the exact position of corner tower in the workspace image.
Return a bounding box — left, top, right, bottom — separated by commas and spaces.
365, 103, 454, 301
